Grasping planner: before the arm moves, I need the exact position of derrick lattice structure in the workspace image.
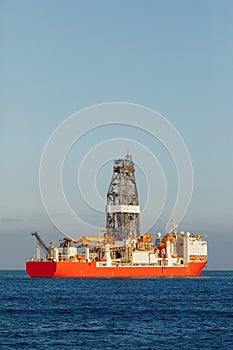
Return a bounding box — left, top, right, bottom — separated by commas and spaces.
106, 153, 140, 241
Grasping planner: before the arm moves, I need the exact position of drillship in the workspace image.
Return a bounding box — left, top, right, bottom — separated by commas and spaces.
26, 153, 207, 278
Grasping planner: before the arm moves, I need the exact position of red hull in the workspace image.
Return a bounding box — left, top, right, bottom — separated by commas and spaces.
26, 261, 207, 278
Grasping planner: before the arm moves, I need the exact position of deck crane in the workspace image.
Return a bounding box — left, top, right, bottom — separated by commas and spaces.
31, 231, 51, 257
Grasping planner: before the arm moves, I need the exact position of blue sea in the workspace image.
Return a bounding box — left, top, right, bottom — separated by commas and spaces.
0, 270, 232, 350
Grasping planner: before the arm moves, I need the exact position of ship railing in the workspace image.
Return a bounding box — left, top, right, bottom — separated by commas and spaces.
28, 258, 48, 262
131, 263, 159, 267
96, 262, 164, 267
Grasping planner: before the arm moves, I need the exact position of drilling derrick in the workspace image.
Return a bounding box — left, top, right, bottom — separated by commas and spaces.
106, 152, 140, 241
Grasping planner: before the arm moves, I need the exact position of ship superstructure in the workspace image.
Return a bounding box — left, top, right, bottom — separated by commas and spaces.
26, 153, 207, 278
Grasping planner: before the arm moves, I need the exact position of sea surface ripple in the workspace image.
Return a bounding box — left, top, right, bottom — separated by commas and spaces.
0, 270, 232, 349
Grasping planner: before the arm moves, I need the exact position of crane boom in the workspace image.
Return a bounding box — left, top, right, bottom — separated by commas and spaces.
31, 231, 50, 256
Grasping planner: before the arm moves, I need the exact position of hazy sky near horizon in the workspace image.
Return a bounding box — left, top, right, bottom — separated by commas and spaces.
1, 0, 233, 269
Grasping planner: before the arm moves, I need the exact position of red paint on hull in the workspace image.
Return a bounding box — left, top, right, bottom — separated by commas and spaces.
26, 261, 207, 278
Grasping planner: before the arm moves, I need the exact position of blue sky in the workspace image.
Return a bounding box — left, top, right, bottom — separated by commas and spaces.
1, 0, 233, 269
